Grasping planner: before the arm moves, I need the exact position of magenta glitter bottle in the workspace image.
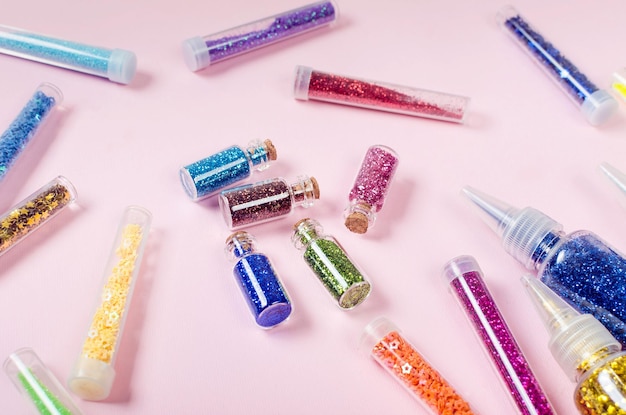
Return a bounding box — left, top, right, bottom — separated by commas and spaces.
344, 144, 399, 234
442, 255, 555, 415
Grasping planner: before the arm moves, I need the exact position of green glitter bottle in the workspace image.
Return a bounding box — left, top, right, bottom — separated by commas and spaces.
292, 218, 371, 309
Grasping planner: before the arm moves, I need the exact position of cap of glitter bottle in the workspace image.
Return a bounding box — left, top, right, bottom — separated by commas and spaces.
345, 144, 399, 234
600, 162, 626, 200
4, 348, 84, 415
182, 0, 339, 71
68, 206, 151, 401
611, 69, 626, 102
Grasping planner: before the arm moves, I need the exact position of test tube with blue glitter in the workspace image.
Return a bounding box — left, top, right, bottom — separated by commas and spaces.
225, 231, 292, 328
180, 139, 277, 201
0, 24, 136, 84
497, 6, 617, 125
0, 83, 61, 182
182, 0, 339, 71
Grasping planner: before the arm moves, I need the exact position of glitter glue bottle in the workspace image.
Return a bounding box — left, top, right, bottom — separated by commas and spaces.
219, 175, 320, 230
497, 6, 617, 126
291, 218, 371, 309
294, 65, 470, 123
442, 255, 555, 415
359, 317, 477, 415
1, 83, 62, 182
180, 139, 277, 201
225, 231, 292, 328
522, 275, 626, 415
4, 348, 84, 415
68, 206, 152, 401
612, 69, 626, 102
0, 24, 136, 84
182, 1, 338, 71
0, 176, 77, 258
462, 186, 626, 346
345, 145, 399, 234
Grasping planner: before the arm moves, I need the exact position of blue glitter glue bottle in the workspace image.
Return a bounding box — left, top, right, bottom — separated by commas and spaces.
0, 83, 62, 182
0, 24, 136, 84
497, 6, 617, 126
180, 139, 277, 201
462, 186, 626, 346
225, 231, 292, 328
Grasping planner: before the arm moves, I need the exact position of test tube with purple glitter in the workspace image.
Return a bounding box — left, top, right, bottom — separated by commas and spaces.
182, 1, 339, 71
345, 145, 398, 234
442, 255, 555, 415
294, 66, 470, 123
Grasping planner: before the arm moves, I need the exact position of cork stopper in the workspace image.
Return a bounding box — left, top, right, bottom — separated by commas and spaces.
310, 177, 321, 199
263, 139, 277, 161
345, 212, 369, 234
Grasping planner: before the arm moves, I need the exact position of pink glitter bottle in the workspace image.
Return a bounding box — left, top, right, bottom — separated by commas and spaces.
344, 144, 398, 234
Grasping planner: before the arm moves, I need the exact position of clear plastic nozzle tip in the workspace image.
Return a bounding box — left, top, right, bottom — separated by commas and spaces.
600, 162, 626, 198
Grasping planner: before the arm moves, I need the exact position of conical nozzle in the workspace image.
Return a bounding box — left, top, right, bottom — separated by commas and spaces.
600, 162, 626, 198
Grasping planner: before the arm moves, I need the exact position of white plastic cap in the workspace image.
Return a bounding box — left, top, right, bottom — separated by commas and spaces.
182, 37, 210, 72
107, 49, 137, 84
68, 355, 116, 401
580, 89, 618, 126
293, 65, 313, 100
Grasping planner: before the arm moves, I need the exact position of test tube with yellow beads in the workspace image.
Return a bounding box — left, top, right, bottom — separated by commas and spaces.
68, 206, 151, 401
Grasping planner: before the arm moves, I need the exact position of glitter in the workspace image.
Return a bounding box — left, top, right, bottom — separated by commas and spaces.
0, 24, 136, 84
360, 318, 477, 414
443, 256, 555, 415
0, 176, 76, 257
69, 206, 151, 401
225, 231, 292, 328
294, 65, 470, 123
292, 218, 370, 309
0, 84, 61, 182
497, 6, 617, 125
219, 175, 319, 229
345, 145, 398, 234
180, 139, 277, 201
182, 1, 338, 71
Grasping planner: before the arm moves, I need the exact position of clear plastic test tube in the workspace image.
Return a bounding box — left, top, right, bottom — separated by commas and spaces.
294, 65, 470, 123
496, 6, 617, 126
0, 24, 136, 84
182, 1, 339, 71
68, 206, 151, 401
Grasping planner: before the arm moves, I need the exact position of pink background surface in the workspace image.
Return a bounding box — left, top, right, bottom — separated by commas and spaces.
1, 0, 626, 414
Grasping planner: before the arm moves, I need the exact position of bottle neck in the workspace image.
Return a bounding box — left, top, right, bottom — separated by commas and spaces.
289, 176, 319, 208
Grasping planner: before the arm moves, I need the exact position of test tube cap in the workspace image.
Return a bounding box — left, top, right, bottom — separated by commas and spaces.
107, 49, 137, 84
182, 36, 211, 71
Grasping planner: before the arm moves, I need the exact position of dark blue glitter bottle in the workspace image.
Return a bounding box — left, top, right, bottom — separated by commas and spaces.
225, 231, 292, 328
462, 186, 626, 346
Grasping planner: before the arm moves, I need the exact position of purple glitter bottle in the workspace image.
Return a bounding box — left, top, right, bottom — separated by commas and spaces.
443, 255, 555, 415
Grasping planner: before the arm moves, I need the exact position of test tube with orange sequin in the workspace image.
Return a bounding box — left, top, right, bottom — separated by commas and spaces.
68, 206, 151, 401
360, 317, 479, 415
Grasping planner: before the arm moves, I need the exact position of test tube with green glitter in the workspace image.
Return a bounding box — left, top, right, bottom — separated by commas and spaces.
292, 218, 371, 309
4, 348, 83, 415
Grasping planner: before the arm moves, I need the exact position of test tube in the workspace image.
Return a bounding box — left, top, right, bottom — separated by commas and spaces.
0, 24, 136, 84
497, 6, 617, 126
1, 83, 62, 182
4, 348, 84, 415
294, 65, 470, 123
182, 1, 339, 71
68, 206, 152, 401
0, 176, 77, 258
612, 69, 626, 102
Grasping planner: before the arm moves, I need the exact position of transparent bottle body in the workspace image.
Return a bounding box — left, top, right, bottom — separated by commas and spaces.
68, 206, 152, 401
574, 350, 626, 415
0, 176, 76, 257
294, 65, 470, 123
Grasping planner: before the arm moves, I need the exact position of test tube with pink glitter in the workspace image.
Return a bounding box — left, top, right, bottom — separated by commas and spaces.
294, 65, 470, 123
442, 255, 555, 415
344, 144, 398, 234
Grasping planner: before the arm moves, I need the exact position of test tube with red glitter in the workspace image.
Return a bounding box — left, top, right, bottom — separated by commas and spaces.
345, 144, 398, 234
294, 65, 470, 123
360, 317, 478, 415
442, 255, 555, 415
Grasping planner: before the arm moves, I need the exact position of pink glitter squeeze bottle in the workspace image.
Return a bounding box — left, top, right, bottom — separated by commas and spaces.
344, 144, 398, 234
442, 255, 555, 415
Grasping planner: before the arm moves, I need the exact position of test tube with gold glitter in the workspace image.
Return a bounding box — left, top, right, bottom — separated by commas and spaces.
360, 317, 478, 415
68, 206, 151, 401
0, 175, 76, 257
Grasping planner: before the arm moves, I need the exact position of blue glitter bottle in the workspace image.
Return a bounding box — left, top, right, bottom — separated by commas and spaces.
462, 186, 626, 346
225, 231, 292, 328
497, 6, 617, 126
0, 83, 61, 182
0, 24, 136, 84
180, 139, 277, 201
